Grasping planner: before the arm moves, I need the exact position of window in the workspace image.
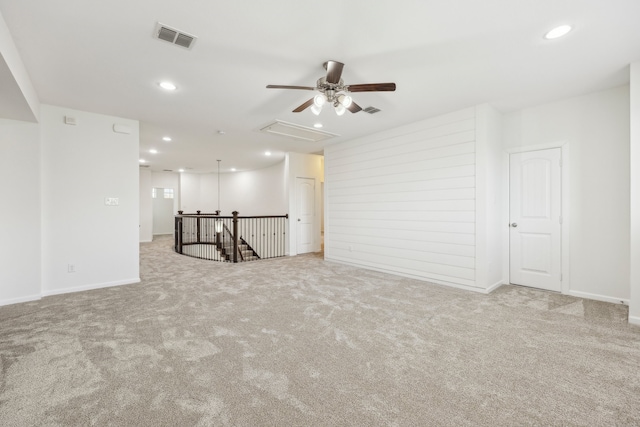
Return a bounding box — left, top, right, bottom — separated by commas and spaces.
153, 187, 174, 198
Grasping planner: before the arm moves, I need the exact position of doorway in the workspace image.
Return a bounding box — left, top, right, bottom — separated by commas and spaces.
509, 148, 562, 292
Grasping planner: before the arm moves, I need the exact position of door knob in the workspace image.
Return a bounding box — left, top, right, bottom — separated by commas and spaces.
510, 223, 518, 227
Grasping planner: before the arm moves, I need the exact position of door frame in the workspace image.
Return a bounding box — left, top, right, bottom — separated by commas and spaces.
503, 142, 570, 294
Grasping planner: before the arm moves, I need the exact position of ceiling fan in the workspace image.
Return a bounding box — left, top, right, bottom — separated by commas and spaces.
266, 60, 396, 116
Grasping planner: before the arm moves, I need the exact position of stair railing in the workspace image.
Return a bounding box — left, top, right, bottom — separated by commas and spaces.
174, 211, 288, 263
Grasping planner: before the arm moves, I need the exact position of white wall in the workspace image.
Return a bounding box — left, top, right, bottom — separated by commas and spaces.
0, 118, 41, 305
139, 167, 152, 242
0, 10, 39, 122
502, 85, 630, 303
40, 105, 140, 296
179, 160, 287, 216
475, 104, 504, 290
287, 152, 324, 256
324, 108, 481, 289
630, 63, 640, 324
179, 172, 201, 213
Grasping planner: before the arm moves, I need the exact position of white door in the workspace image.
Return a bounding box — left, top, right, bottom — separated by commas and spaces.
296, 178, 315, 254
509, 148, 562, 292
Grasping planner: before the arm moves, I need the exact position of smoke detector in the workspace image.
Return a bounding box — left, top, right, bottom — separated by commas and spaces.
154, 23, 197, 50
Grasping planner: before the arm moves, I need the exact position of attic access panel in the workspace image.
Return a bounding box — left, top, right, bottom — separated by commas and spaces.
259, 120, 339, 142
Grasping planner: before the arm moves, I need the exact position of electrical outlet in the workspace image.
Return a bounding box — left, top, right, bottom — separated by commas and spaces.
68, 264, 75, 273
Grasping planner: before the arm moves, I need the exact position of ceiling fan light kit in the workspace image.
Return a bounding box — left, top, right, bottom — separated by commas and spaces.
267, 60, 396, 116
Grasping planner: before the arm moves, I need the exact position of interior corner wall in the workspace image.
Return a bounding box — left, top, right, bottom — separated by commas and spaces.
630, 63, 640, 324
324, 107, 479, 290
475, 104, 504, 291
40, 105, 140, 296
502, 85, 630, 303
286, 152, 324, 256
139, 167, 152, 242
0, 118, 41, 306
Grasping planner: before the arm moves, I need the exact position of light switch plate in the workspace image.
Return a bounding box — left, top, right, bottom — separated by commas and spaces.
105, 197, 119, 206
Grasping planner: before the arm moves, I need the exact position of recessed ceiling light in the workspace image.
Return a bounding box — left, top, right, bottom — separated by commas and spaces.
265, 151, 272, 156
231, 168, 237, 172
178, 168, 185, 172
149, 149, 158, 154
544, 25, 572, 40
159, 81, 177, 91
162, 136, 172, 142
139, 159, 146, 163
218, 130, 226, 135
313, 123, 323, 128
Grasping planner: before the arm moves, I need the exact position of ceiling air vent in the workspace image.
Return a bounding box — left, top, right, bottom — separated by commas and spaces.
260, 120, 339, 142
363, 106, 381, 114
154, 23, 197, 50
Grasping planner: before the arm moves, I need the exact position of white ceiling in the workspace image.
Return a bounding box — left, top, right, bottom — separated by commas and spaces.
1, 0, 639, 173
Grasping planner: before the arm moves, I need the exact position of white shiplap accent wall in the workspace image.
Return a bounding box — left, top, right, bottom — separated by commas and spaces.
324, 107, 479, 288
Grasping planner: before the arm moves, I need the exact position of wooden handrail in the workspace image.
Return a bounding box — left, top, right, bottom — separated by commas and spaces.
174, 211, 287, 263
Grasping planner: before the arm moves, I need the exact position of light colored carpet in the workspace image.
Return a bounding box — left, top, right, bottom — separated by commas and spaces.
1, 235, 639, 426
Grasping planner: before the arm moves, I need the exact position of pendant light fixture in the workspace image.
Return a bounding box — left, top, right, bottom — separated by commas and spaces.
215, 159, 223, 233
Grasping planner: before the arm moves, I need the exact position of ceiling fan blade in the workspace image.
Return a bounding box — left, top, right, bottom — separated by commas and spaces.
324, 60, 345, 84
347, 101, 362, 113
347, 83, 396, 92
293, 98, 315, 113
266, 85, 316, 90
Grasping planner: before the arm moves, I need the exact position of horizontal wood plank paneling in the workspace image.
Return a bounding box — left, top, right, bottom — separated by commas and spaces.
328, 219, 474, 234
329, 234, 475, 257
325, 108, 478, 287
329, 176, 475, 196
329, 210, 475, 223
327, 249, 476, 282
330, 188, 476, 204
329, 153, 476, 182
328, 107, 476, 157
328, 131, 475, 170
329, 165, 476, 189
327, 226, 476, 246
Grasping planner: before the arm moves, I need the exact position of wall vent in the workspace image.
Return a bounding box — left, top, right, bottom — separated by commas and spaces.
363, 106, 381, 114
139, 164, 150, 168
154, 23, 197, 50
259, 120, 339, 142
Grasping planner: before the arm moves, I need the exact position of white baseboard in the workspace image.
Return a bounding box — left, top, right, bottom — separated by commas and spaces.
0, 294, 42, 308
140, 239, 153, 243
42, 278, 140, 297
484, 280, 505, 294
568, 290, 629, 305
325, 257, 491, 293
629, 315, 640, 326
